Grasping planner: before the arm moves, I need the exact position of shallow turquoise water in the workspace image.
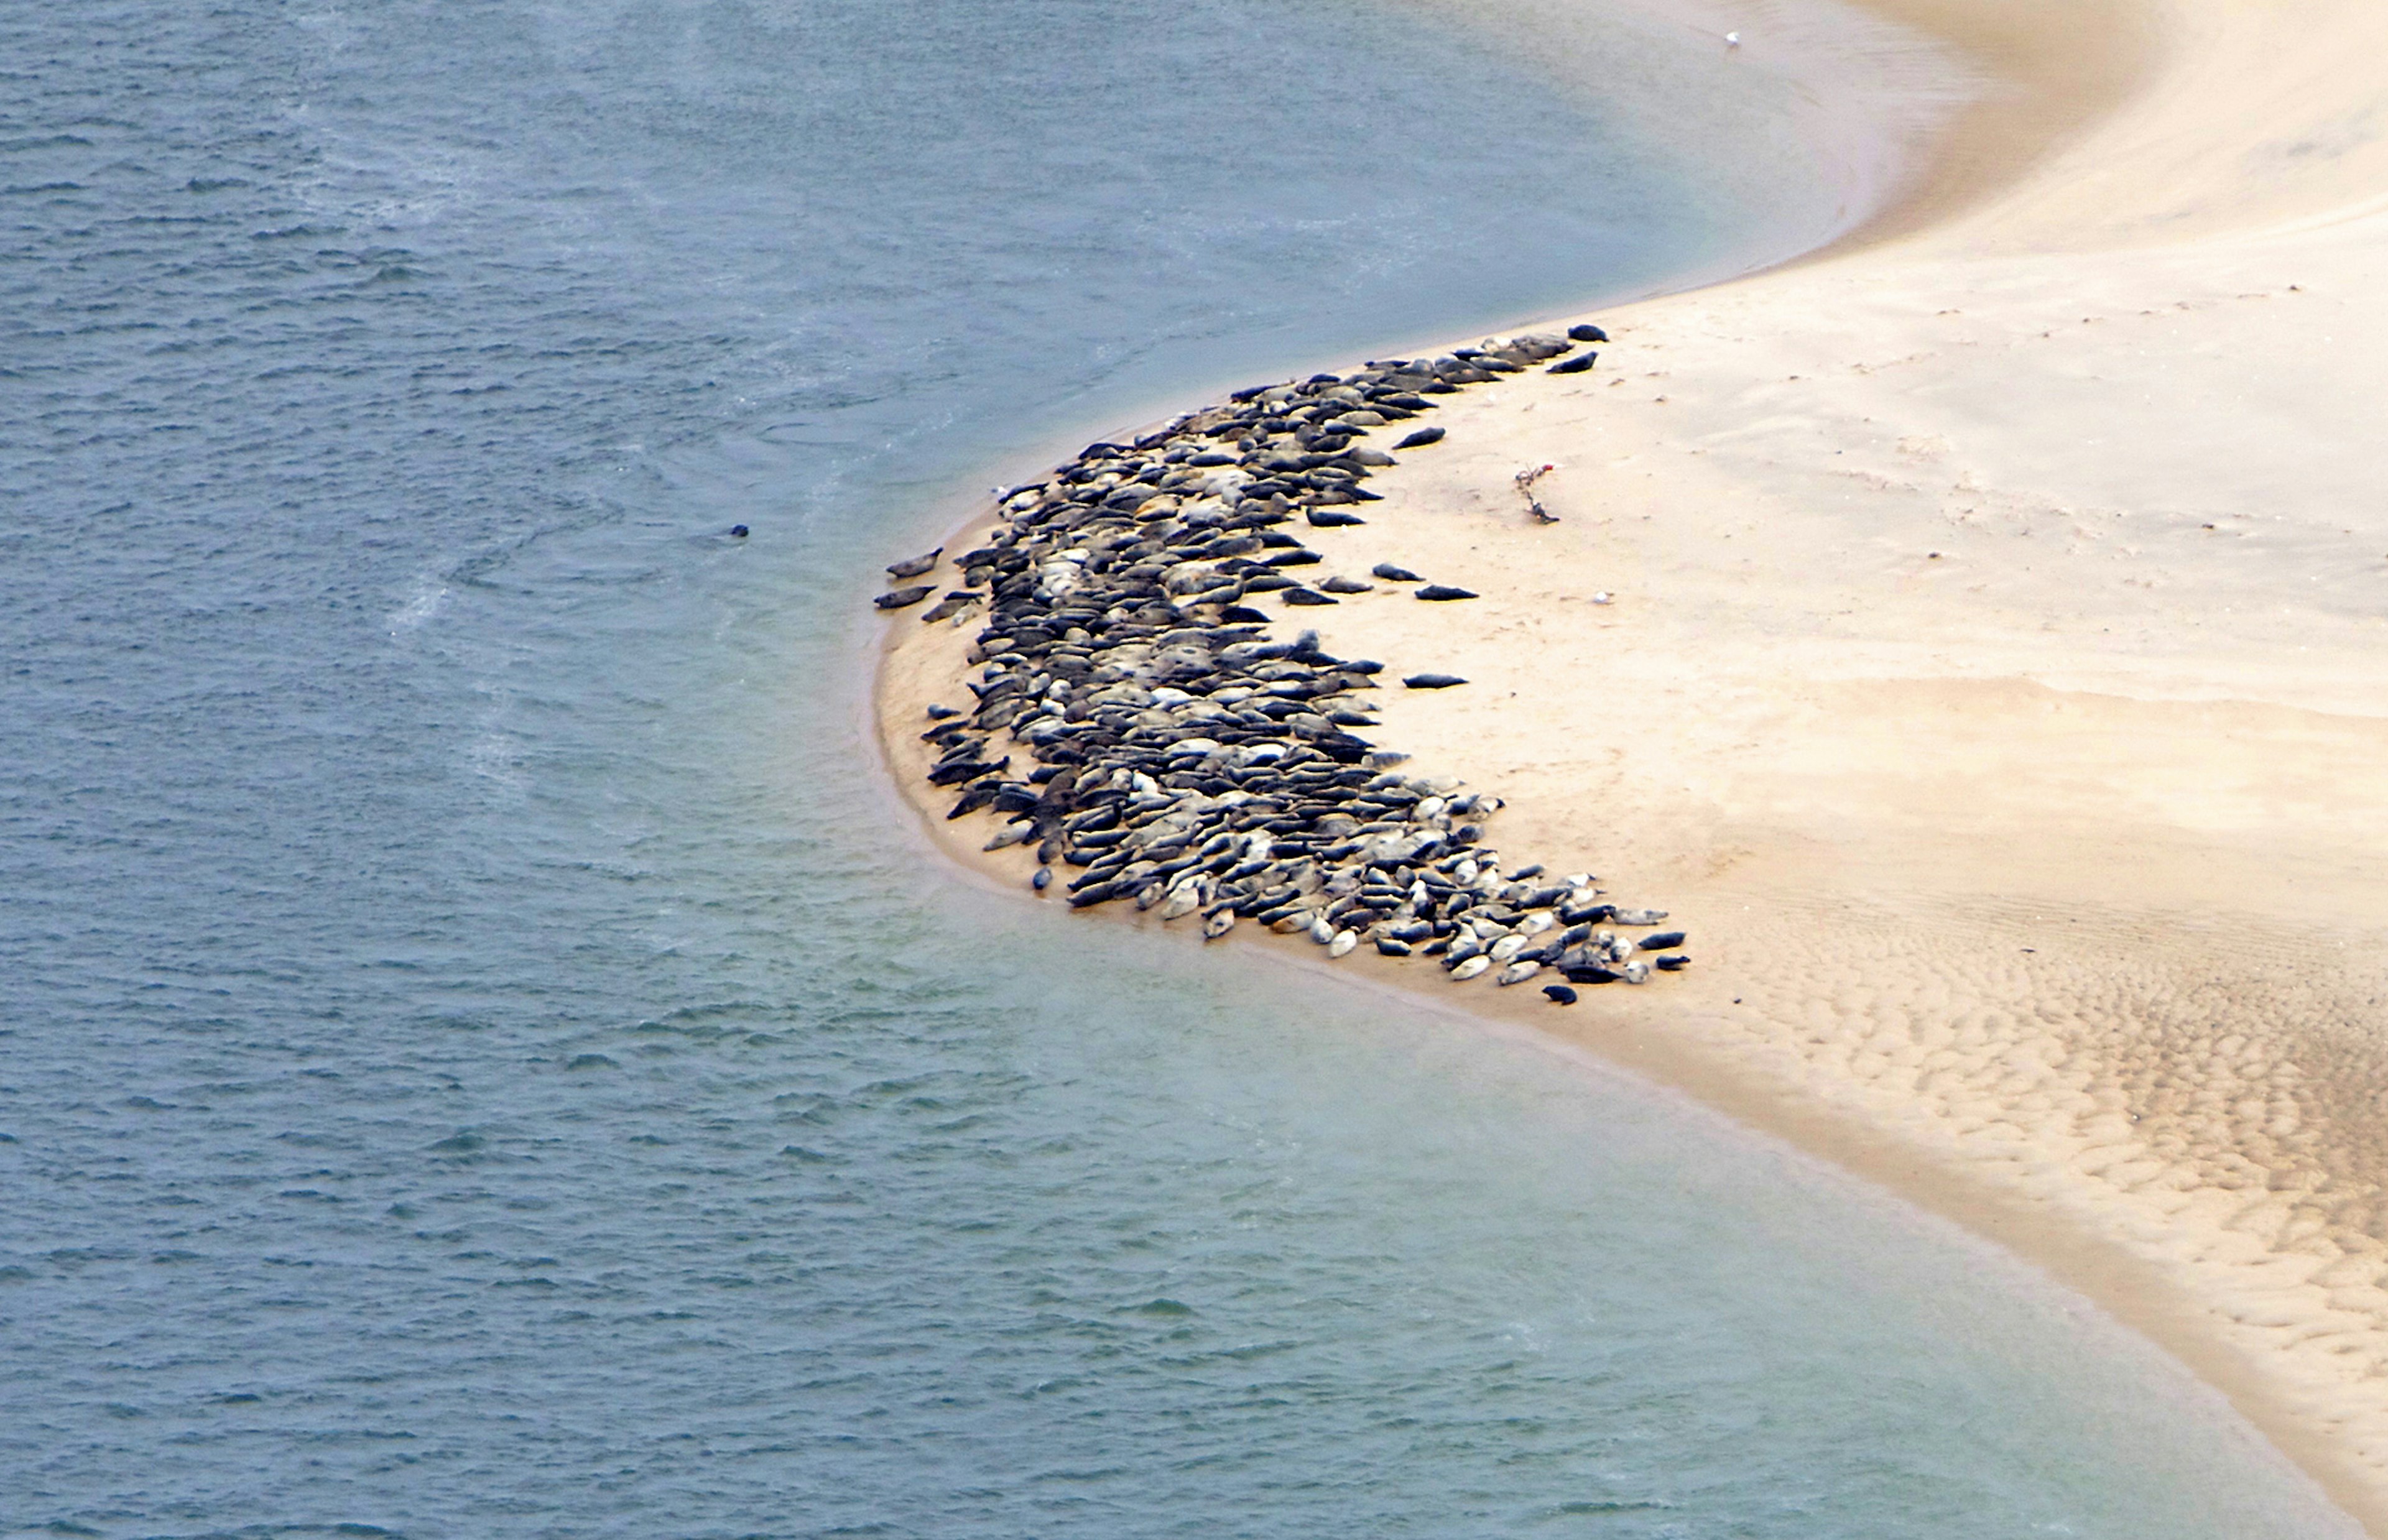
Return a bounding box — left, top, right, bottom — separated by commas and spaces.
0, 1, 2358, 1535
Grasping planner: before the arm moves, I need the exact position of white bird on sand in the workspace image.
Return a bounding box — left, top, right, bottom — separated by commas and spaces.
1724, 30, 1741, 47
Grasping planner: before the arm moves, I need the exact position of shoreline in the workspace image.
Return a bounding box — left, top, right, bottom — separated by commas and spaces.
867, 0, 2388, 1531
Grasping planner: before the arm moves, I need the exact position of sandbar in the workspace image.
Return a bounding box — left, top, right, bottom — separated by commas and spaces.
873, 0, 2388, 1526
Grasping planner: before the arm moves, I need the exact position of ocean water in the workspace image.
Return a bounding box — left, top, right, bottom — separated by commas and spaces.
0, 1, 2358, 1536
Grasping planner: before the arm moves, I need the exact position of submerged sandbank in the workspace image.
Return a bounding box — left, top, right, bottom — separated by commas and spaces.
874, 0, 2388, 1529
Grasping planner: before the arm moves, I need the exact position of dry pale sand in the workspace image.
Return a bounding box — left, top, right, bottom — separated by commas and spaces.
876, 0, 2388, 1524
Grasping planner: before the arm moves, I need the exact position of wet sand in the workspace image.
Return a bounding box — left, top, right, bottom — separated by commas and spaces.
874, 0, 2388, 1526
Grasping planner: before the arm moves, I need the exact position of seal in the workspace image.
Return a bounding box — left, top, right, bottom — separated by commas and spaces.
1542, 984, 1579, 1005
1393, 426, 1445, 450
875, 584, 933, 609
1415, 584, 1476, 601
1547, 351, 1597, 376
1567, 323, 1609, 343
1371, 563, 1421, 582
886, 548, 942, 579
1402, 673, 1467, 689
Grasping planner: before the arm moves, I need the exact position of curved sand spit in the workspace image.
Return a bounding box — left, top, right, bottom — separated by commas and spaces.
877, 0, 2388, 1524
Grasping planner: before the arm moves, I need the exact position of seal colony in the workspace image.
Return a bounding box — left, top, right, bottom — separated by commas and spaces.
873, 325, 1688, 995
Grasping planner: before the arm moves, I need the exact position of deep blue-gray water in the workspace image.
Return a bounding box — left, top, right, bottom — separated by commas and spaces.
0, 1, 2358, 1536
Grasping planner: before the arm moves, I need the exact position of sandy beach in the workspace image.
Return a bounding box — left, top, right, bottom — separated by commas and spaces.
877, 0, 2388, 1526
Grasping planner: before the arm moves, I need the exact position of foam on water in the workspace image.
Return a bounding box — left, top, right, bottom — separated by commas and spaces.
0, 0, 2358, 1534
